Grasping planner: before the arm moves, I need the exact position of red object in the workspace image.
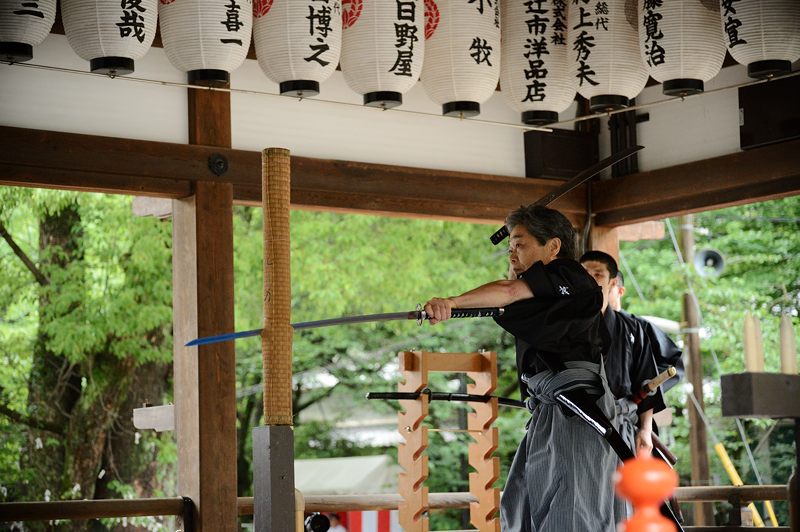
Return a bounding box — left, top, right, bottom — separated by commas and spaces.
424, 0, 439, 40
344, 510, 397, 531
342, 0, 363, 29
252, 0, 273, 18
615, 452, 678, 532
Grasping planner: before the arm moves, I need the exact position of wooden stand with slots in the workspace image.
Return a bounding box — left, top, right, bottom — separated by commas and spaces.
397, 350, 501, 532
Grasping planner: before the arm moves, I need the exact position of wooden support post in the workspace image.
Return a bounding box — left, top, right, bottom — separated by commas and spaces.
253, 147, 296, 530
588, 225, 620, 261
467, 351, 500, 532
397, 351, 500, 532
681, 215, 713, 526
790, 422, 799, 532
398, 351, 430, 532
172, 87, 237, 531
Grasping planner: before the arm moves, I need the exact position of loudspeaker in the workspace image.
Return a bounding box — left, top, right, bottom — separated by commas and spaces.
694, 249, 725, 277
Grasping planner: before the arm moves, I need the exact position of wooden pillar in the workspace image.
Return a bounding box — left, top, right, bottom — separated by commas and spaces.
681, 214, 714, 525
588, 225, 620, 261
172, 87, 237, 531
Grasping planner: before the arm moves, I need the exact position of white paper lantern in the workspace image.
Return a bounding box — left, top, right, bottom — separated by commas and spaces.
421, 0, 500, 117
567, 0, 648, 112
254, 0, 341, 97
160, 0, 252, 85
500, 0, 576, 125
639, 0, 725, 96
0, 0, 56, 62
719, 0, 800, 79
341, 0, 424, 108
61, 0, 158, 74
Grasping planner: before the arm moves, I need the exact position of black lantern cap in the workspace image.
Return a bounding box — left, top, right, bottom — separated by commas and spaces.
747, 60, 791, 79
443, 101, 480, 118
280, 80, 320, 97
188, 69, 230, 87
589, 95, 630, 113
663, 78, 704, 97
90, 57, 134, 76
0, 42, 33, 63
522, 110, 558, 125
364, 91, 402, 109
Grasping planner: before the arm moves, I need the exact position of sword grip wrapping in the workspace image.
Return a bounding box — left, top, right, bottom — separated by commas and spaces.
653, 434, 678, 466
489, 225, 509, 245
366, 391, 420, 401
449, 307, 504, 319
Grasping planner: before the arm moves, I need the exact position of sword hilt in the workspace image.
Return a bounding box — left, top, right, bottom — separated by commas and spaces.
490, 226, 509, 245
413, 305, 505, 325
633, 366, 678, 403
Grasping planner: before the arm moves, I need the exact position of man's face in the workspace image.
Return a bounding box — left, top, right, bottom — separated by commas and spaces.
581, 260, 615, 312
508, 225, 553, 277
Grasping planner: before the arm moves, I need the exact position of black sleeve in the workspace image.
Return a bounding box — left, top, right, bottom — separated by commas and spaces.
638, 316, 685, 394
604, 312, 669, 415
494, 259, 603, 360
626, 316, 666, 415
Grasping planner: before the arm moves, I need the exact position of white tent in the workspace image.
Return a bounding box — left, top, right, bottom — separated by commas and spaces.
294, 455, 399, 495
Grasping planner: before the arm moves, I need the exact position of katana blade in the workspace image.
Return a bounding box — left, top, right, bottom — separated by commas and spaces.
185, 306, 504, 347
489, 144, 645, 245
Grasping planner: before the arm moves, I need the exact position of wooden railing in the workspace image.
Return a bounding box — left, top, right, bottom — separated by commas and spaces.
0, 484, 794, 530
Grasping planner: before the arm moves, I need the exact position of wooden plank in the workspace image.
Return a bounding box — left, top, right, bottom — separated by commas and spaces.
172, 88, 237, 532
0, 126, 583, 224
425, 352, 487, 373
0, 498, 185, 521
592, 139, 800, 226
616, 220, 664, 241
236, 484, 790, 516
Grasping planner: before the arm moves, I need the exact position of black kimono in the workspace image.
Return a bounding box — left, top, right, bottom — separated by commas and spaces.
602, 309, 666, 416
494, 259, 617, 532
626, 311, 684, 394
602, 309, 666, 523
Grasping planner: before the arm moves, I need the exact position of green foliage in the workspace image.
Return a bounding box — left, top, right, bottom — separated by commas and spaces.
0, 188, 174, 503
1, 185, 797, 528
620, 196, 800, 524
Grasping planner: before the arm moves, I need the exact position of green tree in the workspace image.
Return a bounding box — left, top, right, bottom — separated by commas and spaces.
619, 196, 800, 524
231, 208, 523, 516
0, 189, 175, 530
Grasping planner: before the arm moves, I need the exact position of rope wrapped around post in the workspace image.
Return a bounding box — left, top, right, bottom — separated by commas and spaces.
262, 147, 293, 426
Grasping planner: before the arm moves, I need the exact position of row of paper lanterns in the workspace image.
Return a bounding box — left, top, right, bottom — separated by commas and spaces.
2, 0, 799, 124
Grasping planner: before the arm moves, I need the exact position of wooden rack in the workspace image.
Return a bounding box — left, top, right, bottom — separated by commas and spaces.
397, 350, 501, 532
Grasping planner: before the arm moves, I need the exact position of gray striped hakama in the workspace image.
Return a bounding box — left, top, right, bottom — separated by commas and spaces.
500, 361, 618, 532
613, 397, 639, 524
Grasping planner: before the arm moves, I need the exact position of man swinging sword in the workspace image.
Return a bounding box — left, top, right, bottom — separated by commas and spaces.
425, 204, 620, 532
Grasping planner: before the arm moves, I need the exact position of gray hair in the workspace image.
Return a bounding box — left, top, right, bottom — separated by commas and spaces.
505, 205, 577, 261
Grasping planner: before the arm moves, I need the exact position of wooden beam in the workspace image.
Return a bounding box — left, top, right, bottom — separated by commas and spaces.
172, 88, 237, 531
4, 126, 800, 226
0, 126, 584, 224
592, 139, 800, 226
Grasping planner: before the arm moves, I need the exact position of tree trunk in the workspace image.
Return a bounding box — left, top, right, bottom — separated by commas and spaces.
22, 204, 83, 503
18, 202, 173, 531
